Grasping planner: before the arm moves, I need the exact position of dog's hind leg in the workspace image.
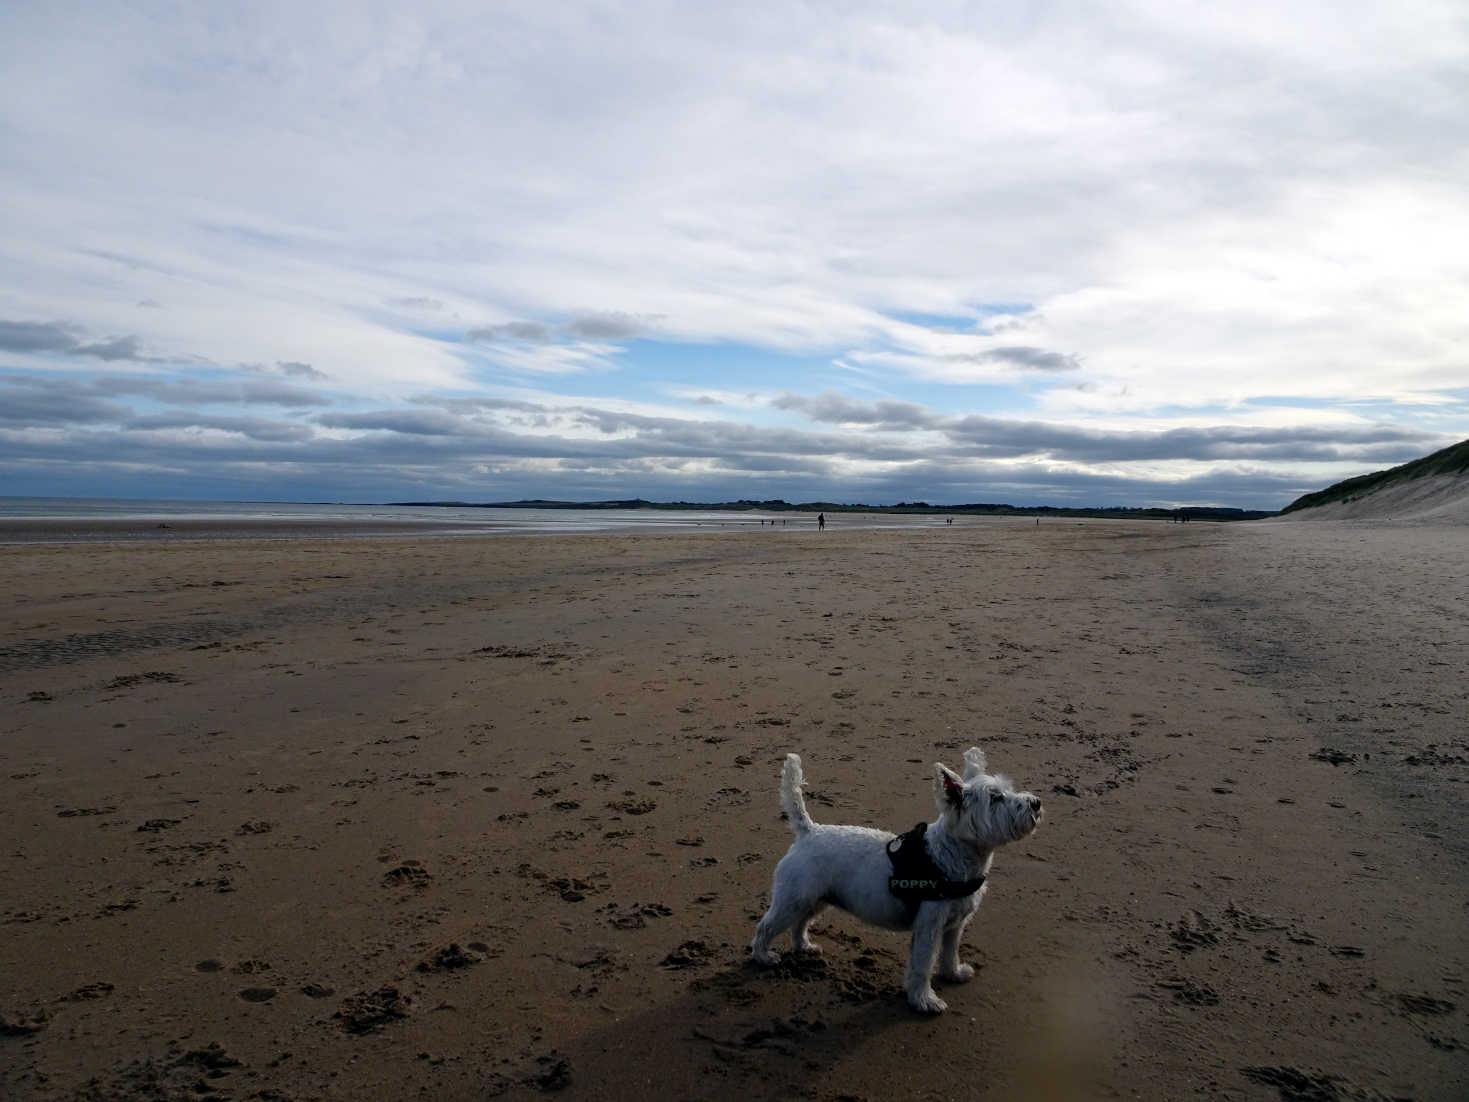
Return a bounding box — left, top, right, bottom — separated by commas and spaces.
792, 902, 827, 954
751, 885, 816, 965
758, 893, 805, 963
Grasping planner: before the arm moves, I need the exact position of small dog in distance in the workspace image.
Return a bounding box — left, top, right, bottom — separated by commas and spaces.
751, 748, 1042, 1013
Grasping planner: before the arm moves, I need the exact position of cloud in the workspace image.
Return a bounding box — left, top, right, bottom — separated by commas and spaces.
772, 391, 941, 430
0, 321, 82, 355
0, 376, 133, 425
89, 376, 331, 408
75, 335, 144, 361
276, 360, 329, 380
1, 372, 1454, 509
429, 395, 552, 416
126, 412, 317, 442
775, 389, 1445, 465
0, 370, 331, 414
0, 4, 1465, 503
563, 313, 657, 341
465, 313, 656, 353
0, 320, 149, 362
0, 362, 1456, 509
972, 346, 1080, 373
468, 322, 555, 343
472, 339, 628, 375
317, 409, 472, 436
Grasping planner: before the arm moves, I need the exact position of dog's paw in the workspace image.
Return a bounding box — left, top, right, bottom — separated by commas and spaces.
940, 962, 974, 983
796, 939, 822, 955
750, 948, 781, 966
908, 988, 948, 1014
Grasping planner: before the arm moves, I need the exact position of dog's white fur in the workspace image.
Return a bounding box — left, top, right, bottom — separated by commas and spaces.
750, 747, 1041, 1013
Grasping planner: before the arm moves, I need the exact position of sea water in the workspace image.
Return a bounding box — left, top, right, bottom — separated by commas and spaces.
0, 496, 952, 538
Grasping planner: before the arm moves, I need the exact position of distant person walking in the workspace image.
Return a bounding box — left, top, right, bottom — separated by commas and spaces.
817, 512, 825, 531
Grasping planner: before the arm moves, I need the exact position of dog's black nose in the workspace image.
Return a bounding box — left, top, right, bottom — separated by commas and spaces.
1028, 795, 1042, 812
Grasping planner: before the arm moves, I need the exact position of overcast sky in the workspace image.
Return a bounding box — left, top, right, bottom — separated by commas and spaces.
2, 2, 1465, 508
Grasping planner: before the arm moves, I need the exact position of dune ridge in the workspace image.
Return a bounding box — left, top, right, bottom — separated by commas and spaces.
1278, 438, 1469, 523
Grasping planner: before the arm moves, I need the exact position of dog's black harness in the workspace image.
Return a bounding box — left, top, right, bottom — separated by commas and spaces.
886, 823, 985, 912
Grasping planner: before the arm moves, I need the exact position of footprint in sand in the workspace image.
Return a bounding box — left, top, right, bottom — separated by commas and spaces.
599, 902, 674, 930
105, 671, 184, 691
0, 1008, 49, 1036
1397, 993, 1455, 1016
607, 796, 657, 815
1157, 977, 1221, 1006
660, 940, 718, 970
334, 987, 411, 1034
416, 943, 485, 972
382, 862, 432, 890
63, 982, 114, 1001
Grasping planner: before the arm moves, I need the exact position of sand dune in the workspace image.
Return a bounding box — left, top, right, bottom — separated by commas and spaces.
1, 520, 1465, 1100
1278, 438, 1469, 524
1274, 471, 1469, 524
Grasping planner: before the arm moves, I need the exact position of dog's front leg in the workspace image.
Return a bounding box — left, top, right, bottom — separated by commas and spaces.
938, 906, 976, 982
905, 905, 948, 1013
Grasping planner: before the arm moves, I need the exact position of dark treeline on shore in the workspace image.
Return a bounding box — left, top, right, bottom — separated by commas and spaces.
389, 498, 1276, 521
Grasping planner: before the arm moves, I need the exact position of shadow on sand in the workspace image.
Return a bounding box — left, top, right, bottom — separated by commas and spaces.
492, 945, 951, 1100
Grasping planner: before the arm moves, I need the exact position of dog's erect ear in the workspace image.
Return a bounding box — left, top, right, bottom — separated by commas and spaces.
934, 763, 965, 809
961, 747, 987, 780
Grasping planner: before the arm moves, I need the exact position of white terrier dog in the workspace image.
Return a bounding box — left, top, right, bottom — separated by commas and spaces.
750, 747, 1042, 1014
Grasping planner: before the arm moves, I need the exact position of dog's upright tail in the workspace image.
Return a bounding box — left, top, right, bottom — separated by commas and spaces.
780, 753, 814, 835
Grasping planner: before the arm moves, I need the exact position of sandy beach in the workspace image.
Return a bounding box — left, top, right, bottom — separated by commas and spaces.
1, 518, 1465, 1100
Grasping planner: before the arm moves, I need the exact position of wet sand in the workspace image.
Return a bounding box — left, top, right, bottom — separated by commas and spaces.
1, 519, 1465, 1100
0, 516, 499, 545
